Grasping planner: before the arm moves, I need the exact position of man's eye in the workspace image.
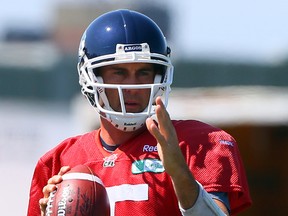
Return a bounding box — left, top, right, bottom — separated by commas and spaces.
114, 70, 125, 75
139, 70, 152, 76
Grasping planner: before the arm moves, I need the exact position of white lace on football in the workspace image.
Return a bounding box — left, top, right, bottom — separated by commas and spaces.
62, 172, 104, 186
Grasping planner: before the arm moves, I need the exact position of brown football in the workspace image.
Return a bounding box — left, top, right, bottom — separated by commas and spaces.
46, 164, 110, 216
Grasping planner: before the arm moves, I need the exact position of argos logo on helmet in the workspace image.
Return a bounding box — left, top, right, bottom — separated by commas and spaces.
124, 45, 142, 52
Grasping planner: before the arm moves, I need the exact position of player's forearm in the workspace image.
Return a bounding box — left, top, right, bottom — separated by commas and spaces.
178, 181, 229, 216
170, 166, 199, 209
172, 169, 229, 216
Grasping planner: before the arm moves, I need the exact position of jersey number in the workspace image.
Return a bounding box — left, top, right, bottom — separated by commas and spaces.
106, 184, 148, 216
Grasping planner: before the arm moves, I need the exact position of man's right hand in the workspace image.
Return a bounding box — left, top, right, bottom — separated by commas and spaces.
39, 166, 71, 216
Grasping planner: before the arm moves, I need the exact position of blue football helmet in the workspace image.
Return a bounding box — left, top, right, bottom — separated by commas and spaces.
77, 9, 174, 131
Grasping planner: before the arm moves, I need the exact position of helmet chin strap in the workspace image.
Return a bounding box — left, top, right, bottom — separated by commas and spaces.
106, 113, 148, 132
96, 109, 148, 132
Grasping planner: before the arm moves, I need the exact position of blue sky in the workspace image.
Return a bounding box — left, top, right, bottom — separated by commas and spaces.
1, 0, 288, 63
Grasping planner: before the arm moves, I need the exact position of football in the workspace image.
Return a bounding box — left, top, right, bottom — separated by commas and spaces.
46, 164, 110, 216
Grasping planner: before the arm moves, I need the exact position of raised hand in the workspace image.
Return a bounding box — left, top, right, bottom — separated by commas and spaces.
146, 97, 199, 209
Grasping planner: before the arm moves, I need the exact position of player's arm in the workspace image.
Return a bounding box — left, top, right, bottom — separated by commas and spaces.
39, 166, 70, 216
146, 97, 229, 215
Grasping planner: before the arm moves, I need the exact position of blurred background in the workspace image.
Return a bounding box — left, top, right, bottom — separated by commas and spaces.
1, 0, 288, 215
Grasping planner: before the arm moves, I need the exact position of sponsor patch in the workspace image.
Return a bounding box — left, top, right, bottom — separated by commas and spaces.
132, 159, 165, 174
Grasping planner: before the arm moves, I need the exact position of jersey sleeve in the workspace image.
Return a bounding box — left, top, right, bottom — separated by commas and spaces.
26, 137, 76, 216
206, 130, 252, 214
27, 159, 53, 216
175, 120, 252, 215
26, 132, 98, 216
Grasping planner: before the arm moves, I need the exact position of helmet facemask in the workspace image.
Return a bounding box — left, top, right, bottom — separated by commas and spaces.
78, 43, 173, 132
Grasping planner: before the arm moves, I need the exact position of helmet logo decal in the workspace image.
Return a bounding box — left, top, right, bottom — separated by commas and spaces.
116, 43, 150, 55
123, 45, 142, 52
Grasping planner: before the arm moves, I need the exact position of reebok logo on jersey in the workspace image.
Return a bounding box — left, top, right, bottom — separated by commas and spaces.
219, 139, 234, 146
143, 144, 157, 152
132, 159, 164, 174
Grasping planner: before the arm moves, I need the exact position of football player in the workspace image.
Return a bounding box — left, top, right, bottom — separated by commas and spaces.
28, 9, 251, 216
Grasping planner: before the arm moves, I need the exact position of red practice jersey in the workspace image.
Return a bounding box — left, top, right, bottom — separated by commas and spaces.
27, 120, 252, 216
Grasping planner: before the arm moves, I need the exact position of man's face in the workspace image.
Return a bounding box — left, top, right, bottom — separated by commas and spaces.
98, 63, 156, 113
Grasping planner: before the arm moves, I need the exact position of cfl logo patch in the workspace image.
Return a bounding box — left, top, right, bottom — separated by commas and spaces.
103, 154, 118, 167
